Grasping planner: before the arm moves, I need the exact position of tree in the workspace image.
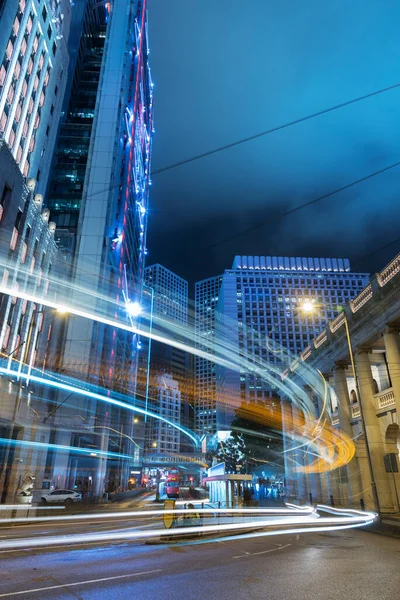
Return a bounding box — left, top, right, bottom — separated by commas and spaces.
230, 398, 284, 472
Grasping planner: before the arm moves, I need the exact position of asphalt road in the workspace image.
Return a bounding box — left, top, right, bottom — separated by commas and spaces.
0, 525, 399, 599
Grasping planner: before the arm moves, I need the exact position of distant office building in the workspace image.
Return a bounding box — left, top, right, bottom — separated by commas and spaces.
145, 373, 181, 454
194, 274, 222, 435
215, 256, 370, 430
144, 264, 188, 325
0, 0, 71, 190
143, 264, 193, 455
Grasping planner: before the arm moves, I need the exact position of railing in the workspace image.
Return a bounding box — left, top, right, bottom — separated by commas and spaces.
300, 345, 312, 361
331, 411, 339, 426
313, 331, 327, 348
351, 403, 361, 419
329, 312, 345, 333
375, 388, 395, 409
350, 284, 373, 313
280, 252, 400, 375
378, 253, 400, 286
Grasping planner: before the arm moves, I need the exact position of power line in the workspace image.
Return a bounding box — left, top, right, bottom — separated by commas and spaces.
206, 160, 400, 249
152, 82, 400, 175
45, 82, 400, 209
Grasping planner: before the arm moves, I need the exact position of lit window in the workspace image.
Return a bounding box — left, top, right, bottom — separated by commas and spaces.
14, 61, 21, 79
0, 113, 7, 132
0, 65, 6, 86
26, 16, 33, 35
20, 38, 27, 57
6, 85, 14, 105
6, 40, 14, 61
13, 17, 20, 36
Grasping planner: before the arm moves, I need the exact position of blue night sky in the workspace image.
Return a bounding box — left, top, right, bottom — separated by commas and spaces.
148, 0, 400, 286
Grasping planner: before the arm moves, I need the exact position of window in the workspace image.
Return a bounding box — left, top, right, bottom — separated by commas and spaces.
52, 42, 56, 56
46, 125, 49, 136
0, 65, 6, 86
47, 25, 51, 40
6, 40, 13, 61
50, 104, 54, 115
42, 5, 47, 21
54, 84, 58, 95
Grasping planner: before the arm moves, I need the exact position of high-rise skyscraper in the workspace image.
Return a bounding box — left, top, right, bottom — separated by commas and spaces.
39, 0, 154, 497
0, 0, 72, 190
143, 264, 193, 455
194, 274, 222, 435
46, 0, 107, 257
215, 256, 370, 430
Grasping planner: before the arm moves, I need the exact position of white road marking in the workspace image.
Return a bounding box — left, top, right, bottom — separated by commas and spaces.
233, 543, 291, 559
0, 569, 162, 597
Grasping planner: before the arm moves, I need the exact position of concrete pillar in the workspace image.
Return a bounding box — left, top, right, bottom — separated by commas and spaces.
334, 364, 362, 505
225, 481, 229, 508
355, 351, 394, 512
383, 328, 400, 415
281, 400, 298, 498
230, 480, 235, 507
52, 430, 73, 489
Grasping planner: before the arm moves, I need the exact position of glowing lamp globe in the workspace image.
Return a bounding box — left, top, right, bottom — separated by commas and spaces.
301, 301, 315, 314
127, 301, 141, 317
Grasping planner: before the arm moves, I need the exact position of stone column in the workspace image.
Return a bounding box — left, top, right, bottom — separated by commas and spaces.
281, 400, 298, 499
334, 364, 362, 505
383, 328, 400, 415
355, 351, 394, 512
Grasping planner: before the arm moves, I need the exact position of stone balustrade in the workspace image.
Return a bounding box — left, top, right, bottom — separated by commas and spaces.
350, 284, 373, 313
375, 388, 395, 410
284, 251, 400, 375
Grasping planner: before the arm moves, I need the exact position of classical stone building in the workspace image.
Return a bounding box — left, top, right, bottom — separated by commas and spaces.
282, 252, 400, 514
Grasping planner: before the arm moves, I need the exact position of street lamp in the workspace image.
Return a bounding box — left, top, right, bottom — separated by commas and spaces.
302, 302, 380, 514
126, 300, 141, 318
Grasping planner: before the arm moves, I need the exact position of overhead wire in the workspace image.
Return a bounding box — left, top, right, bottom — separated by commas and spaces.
152, 82, 400, 175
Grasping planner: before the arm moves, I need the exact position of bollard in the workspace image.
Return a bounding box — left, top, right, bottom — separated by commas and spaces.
360, 498, 365, 511
330, 494, 334, 507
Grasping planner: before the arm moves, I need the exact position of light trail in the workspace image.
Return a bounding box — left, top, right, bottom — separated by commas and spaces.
0, 365, 200, 447
0, 438, 133, 460
0, 505, 316, 525
0, 505, 377, 551
0, 256, 357, 473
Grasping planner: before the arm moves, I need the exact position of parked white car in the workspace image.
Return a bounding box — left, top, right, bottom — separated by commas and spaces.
40, 489, 82, 506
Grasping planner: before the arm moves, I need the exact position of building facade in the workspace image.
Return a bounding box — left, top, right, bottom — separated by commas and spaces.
143, 264, 193, 455
0, 140, 67, 502
282, 251, 400, 514
37, 0, 154, 497
215, 256, 369, 430
194, 274, 222, 435
145, 373, 181, 454
45, 0, 107, 257
0, 0, 71, 190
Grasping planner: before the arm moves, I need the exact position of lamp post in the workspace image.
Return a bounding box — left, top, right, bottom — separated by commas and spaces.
304, 302, 380, 514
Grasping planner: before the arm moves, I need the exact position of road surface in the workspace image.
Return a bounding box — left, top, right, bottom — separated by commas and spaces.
0, 523, 398, 599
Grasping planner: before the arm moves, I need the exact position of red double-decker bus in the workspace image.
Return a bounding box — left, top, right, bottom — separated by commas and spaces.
166, 469, 180, 498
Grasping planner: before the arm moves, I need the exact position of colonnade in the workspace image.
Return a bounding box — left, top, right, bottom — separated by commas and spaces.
285, 328, 400, 514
